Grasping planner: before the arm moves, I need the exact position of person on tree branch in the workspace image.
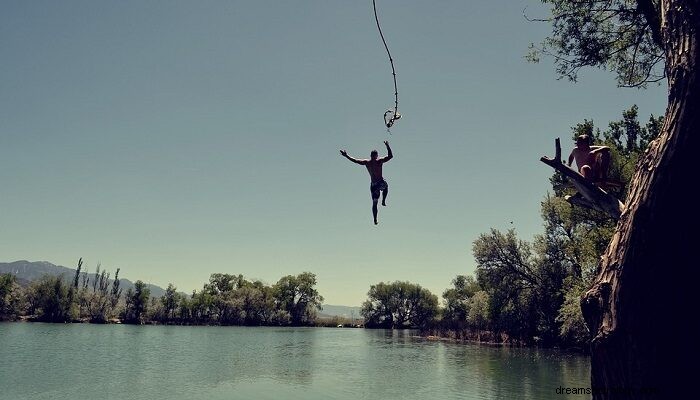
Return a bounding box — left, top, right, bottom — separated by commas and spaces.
340, 141, 393, 225
568, 135, 611, 182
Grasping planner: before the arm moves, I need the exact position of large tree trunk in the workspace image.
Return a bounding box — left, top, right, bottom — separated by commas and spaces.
581, 1, 699, 398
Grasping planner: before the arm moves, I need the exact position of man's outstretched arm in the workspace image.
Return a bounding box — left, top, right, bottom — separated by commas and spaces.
381, 141, 393, 162
340, 150, 368, 165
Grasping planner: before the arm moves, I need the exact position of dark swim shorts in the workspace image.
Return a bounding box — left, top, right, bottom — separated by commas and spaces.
370, 179, 388, 200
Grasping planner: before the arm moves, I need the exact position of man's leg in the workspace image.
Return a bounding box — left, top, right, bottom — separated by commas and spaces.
580, 165, 593, 180
372, 200, 379, 225
381, 187, 388, 206
370, 183, 380, 225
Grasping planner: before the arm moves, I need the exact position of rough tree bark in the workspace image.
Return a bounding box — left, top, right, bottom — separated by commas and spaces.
581, 1, 699, 398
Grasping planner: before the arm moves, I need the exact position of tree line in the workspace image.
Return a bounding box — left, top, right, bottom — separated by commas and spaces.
0, 261, 323, 327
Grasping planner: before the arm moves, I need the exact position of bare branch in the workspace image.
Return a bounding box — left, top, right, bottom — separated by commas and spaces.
523, 6, 551, 23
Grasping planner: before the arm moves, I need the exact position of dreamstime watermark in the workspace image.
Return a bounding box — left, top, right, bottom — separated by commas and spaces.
555, 385, 659, 396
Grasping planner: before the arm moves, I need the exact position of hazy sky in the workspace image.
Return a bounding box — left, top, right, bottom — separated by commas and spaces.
1, 0, 666, 305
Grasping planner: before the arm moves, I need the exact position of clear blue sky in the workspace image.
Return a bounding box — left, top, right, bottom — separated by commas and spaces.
1, 0, 666, 306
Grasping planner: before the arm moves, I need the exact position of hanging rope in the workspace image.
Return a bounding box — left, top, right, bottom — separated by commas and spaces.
372, 0, 401, 131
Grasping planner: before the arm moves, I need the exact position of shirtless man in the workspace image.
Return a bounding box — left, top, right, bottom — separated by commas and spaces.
340, 141, 393, 225
568, 134, 611, 181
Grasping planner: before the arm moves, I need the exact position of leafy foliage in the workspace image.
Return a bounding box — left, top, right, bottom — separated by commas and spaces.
122, 280, 150, 324
0, 274, 22, 321
274, 272, 324, 326
527, 0, 665, 87
361, 281, 439, 329
77, 264, 122, 323
27, 275, 76, 322
442, 275, 480, 325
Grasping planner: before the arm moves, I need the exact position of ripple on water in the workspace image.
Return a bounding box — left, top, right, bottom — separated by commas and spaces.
0, 324, 590, 400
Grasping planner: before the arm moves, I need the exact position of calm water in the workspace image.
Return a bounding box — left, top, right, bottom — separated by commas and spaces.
0, 323, 590, 400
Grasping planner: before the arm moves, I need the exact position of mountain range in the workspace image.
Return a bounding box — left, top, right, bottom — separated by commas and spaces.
0, 260, 168, 297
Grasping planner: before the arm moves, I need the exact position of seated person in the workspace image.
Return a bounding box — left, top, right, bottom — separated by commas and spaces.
568, 135, 611, 182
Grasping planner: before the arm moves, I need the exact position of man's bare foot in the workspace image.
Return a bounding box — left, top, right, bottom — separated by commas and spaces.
374, 219, 378, 225
381, 201, 387, 206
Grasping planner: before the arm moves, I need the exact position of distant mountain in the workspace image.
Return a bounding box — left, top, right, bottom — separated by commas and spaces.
319, 304, 362, 319
0, 260, 167, 297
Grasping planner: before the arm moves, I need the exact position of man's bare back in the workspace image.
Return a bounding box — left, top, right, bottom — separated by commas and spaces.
339, 141, 393, 225
365, 158, 385, 183
569, 147, 600, 170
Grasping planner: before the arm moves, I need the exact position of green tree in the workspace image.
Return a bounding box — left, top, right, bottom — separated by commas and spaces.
361, 282, 395, 328
407, 284, 440, 329
28, 275, 76, 322
556, 277, 591, 349
147, 296, 164, 322
254, 282, 279, 325
361, 281, 439, 329
122, 280, 150, 324
472, 228, 537, 340
183, 275, 282, 326
189, 289, 215, 324
177, 295, 193, 323
71, 262, 123, 323
160, 283, 181, 322
473, 228, 565, 344
79, 263, 121, 323
110, 269, 122, 310
206, 273, 239, 295
72, 258, 83, 289
0, 274, 22, 320
442, 275, 481, 327
467, 291, 490, 330
237, 280, 276, 325
274, 272, 324, 326
202, 273, 247, 325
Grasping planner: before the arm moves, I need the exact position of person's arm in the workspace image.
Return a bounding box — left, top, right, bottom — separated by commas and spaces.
339, 150, 368, 165
568, 149, 575, 167
381, 141, 393, 163
590, 145, 611, 154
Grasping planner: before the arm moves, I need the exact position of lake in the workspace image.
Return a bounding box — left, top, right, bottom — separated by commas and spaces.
0, 323, 590, 399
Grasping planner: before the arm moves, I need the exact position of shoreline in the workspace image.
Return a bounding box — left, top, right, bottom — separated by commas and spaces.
416, 330, 589, 354
1, 319, 587, 354
3, 317, 364, 328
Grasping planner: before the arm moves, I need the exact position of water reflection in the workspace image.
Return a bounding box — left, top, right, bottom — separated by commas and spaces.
435, 341, 590, 399
0, 323, 589, 400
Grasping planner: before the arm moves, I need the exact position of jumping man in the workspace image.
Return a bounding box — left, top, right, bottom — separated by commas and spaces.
568, 134, 611, 182
340, 141, 393, 225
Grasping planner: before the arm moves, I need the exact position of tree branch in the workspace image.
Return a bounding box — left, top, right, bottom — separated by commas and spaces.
540, 138, 625, 219
636, 0, 663, 48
